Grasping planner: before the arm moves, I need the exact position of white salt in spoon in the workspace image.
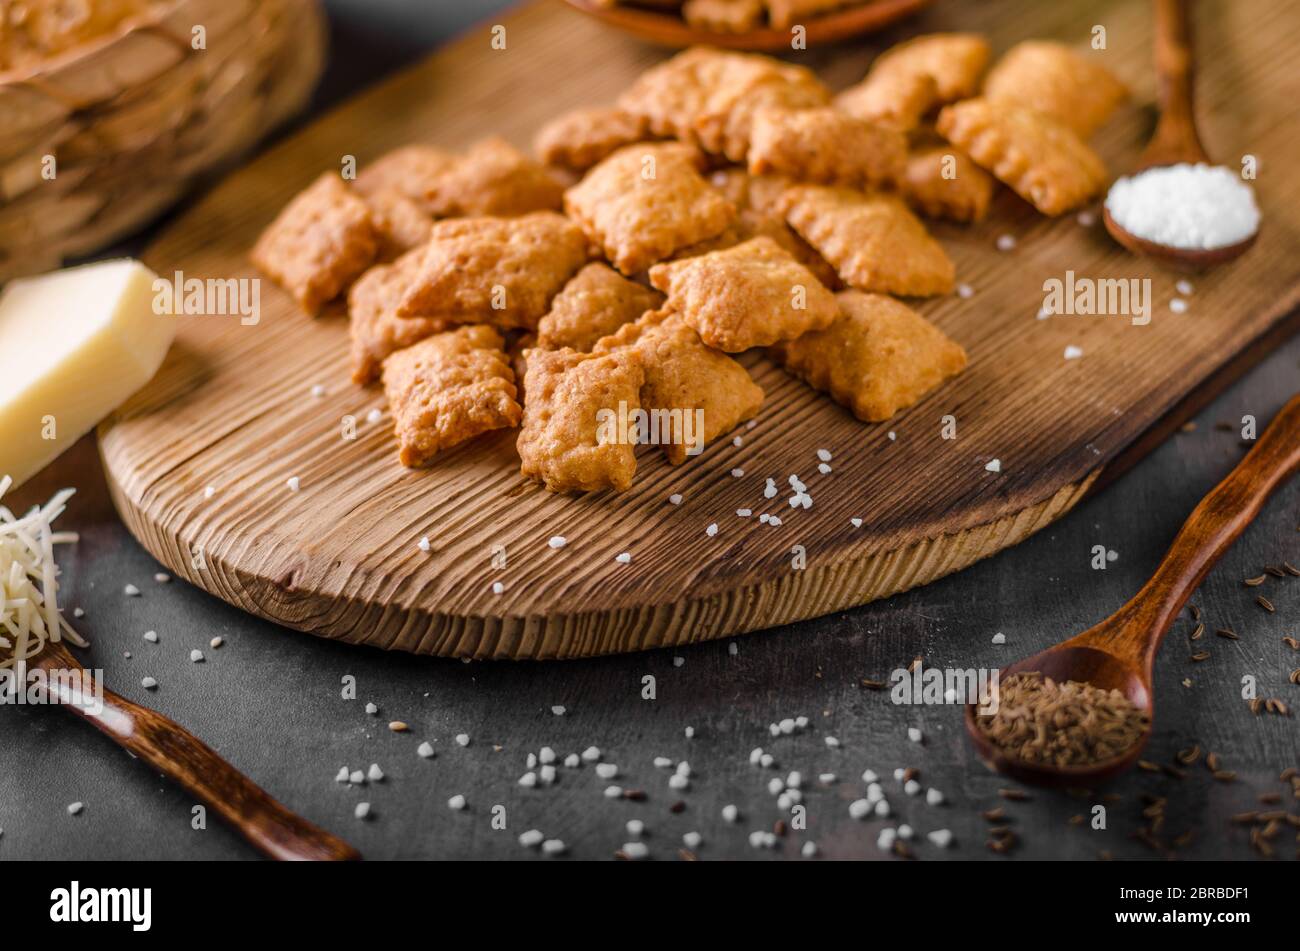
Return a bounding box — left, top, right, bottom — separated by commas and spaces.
1103, 0, 1259, 269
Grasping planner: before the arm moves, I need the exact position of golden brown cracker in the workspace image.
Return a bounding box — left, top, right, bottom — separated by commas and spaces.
348, 249, 449, 385
354, 144, 458, 211
537, 262, 664, 352
900, 144, 995, 223
983, 40, 1127, 138
834, 70, 938, 132
771, 290, 967, 421
766, 0, 851, 30
425, 137, 565, 217
396, 212, 591, 329
594, 309, 763, 464
682, 0, 764, 32
251, 172, 379, 315
936, 97, 1106, 215
780, 185, 955, 296
517, 347, 645, 493
869, 32, 990, 103
648, 235, 839, 351
361, 187, 434, 260
748, 106, 907, 189
534, 107, 652, 172
381, 324, 522, 467
564, 142, 735, 275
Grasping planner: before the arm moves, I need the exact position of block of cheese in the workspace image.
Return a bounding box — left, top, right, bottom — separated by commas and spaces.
0, 260, 175, 488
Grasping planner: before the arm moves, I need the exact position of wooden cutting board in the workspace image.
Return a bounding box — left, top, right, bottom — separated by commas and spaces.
99, 0, 1300, 659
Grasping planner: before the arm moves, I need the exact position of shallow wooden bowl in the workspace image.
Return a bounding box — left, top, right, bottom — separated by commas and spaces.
561, 0, 932, 51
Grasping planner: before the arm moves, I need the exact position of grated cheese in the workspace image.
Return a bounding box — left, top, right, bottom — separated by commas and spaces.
0, 475, 85, 677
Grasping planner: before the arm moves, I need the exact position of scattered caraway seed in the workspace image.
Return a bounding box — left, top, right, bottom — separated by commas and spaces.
1257, 596, 1275, 613
1215, 627, 1238, 640
388, 721, 408, 732
210, 637, 224, 649
998, 788, 1030, 802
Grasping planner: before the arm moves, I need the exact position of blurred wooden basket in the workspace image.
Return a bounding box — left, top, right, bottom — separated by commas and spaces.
0, 0, 326, 282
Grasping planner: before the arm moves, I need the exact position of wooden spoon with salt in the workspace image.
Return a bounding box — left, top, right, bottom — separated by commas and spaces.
965, 393, 1300, 787
1102, 0, 1258, 269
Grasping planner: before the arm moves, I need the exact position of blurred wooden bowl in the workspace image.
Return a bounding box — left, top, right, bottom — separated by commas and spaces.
561, 0, 932, 51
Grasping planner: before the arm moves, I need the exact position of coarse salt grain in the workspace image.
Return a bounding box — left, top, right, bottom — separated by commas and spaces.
368, 764, 384, 782
547, 535, 566, 549
286, 476, 300, 492
417, 536, 430, 552
928, 829, 954, 848
123, 584, 140, 597
926, 788, 945, 806
615, 552, 631, 564
985, 458, 1001, 473
668, 493, 683, 505
551, 705, 566, 716
448, 794, 466, 810
621, 841, 648, 860
541, 839, 566, 856
721, 804, 740, 823
1064, 345, 1083, 360
603, 785, 623, 798
417, 742, 435, 758
957, 283, 974, 299
848, 799, 871, 819
1170, 297, 1188, 314
455, 733, 470, 747
366, 408, 383, 424
189, 650, 203, 663
1105, 163, 1259, 250
995, 234, 1016, 252
802, 841, 818, 858
518, 829, 544, 848
705, 523, 718, 537
992, 632, 1006, 645
143, 630, 158, 642
1176, 279, 1194, 296
141, 677, 158, 690
491, 581, 504, 595
354, 803, 370, 820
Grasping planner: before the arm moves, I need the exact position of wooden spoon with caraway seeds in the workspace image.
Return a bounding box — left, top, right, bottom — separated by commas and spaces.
965, 392, 1300, 787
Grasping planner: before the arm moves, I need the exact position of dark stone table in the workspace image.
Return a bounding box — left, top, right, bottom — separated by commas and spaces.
1, 0, 1295, 861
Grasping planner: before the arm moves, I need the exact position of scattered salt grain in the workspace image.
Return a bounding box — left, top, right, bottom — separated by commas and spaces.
141, 677, 158, 690
816, 449, 832, 462
73, 607, 85, 618
817, 463, 831, 475
539, 764, 557, 784
1077, 209, 1096, 227
1176, 279, 1195, 296
541, 839, 566, 856
992, 632, 1006, 645
908, 727, 923, 743
732, 435, 743, 447
668, 493, 683, 505
957, 283, 974, 299
595, 763, 619, 779
626, 819, 646, 837
705, 523, 718, 537
898, 824, 913, 840
683, 831, 702, 849
985, 458, 1001, 473
547, 535, 566, 549
518, 772, 537, 787
996, 234, 1016, 252
728, 642, 738, 656
819, 773, 836, 784
730, 468, 744, 478
615, 552, 631, 564
877, 827, 896, 851
210, 637, 223, 649
417, 742, 435, 759
875, 800, 891, 818
926, 788, 945, 806
453, 733, 469, 748
668, 773, 689, 790
824, 735, 840, 749
928, 829, 954, 848
286, 476, 300, 492
551, 705, 566, 716
366, 408, 383, 424
621, 841, 649, 860
350, 770, 365, 785
68, 802, 84, 816
368, 764, 384, 782
448, 795, 466, 810
491, 582, 504, 595
684, 726, 695, 739
203, 486, 216, 499
849, 799, 871, 819
142, 630, 158, 642
850, 517, 863, 528
354, 803, 370, 820
189, 650, 204, 663
538, 747, 555, 764
581, 746, 602, 763
417, 536, 430, 552
603, 785, 623, 799
904, 779, 921, 796
767, 777, 784, 795
764, 479, 777, 499
518, 829, 544, 848
721, 804, 740, 823
123, 584, 140, 597
564, 754, 580, 768
335, 767, 349, 782
1064, 345, 1083, 360
1170, 297, 1188, 314
862, 769, 878, 783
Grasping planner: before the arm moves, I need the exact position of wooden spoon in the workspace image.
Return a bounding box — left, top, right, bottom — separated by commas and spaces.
965, 392, 1300, 787
28, 640, 360, 860
1102, 0, 1258, 269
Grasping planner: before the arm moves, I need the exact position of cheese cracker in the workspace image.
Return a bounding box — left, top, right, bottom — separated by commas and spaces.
348, 249, 449, 385
771, 291, 967, 421
983, 41, 1127, 138
748, 106, 907, 189
936, 97, 1106, 215
381, 325, 522, 467
534, 107, 653, 172
900, 144, 994, 223
648, 235, 839, 352
537, 262, 664, 352
517, 347, 645, 493
780, 185, 955, 296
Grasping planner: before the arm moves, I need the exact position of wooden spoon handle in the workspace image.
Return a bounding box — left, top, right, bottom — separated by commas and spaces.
36, 650, 359, 861
1111, 393, 1300, 666
1143, 0, 1209, 166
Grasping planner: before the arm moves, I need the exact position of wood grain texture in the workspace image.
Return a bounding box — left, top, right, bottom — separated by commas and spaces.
99, 0, 1300, 658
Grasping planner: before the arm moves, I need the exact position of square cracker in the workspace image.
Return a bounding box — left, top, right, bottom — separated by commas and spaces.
834, 70, 938, 132
648, 235, 839, 352
251, 172, 379, 315
771, 291, 968, 421
348, 249, 449, 385
537, 262, 664, 352
517, 347, 645, 493
617, 48, 829, 161
425, 137, 564, 217
866, 33, 990, 103
361, 187, 433, 260
381, 324, 522, 467
594, 309, 764, 464
354, 145, 458, 212
396, 212, 591, 329
682, 0, 765, 33
780, 185, 955, 296
936, 98, 1107, 216
564, 142, 735, 275
748, 106, 907, 189
534, 107, 652, 172
983, 40, 1127, 138
900, 144, 994, 223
